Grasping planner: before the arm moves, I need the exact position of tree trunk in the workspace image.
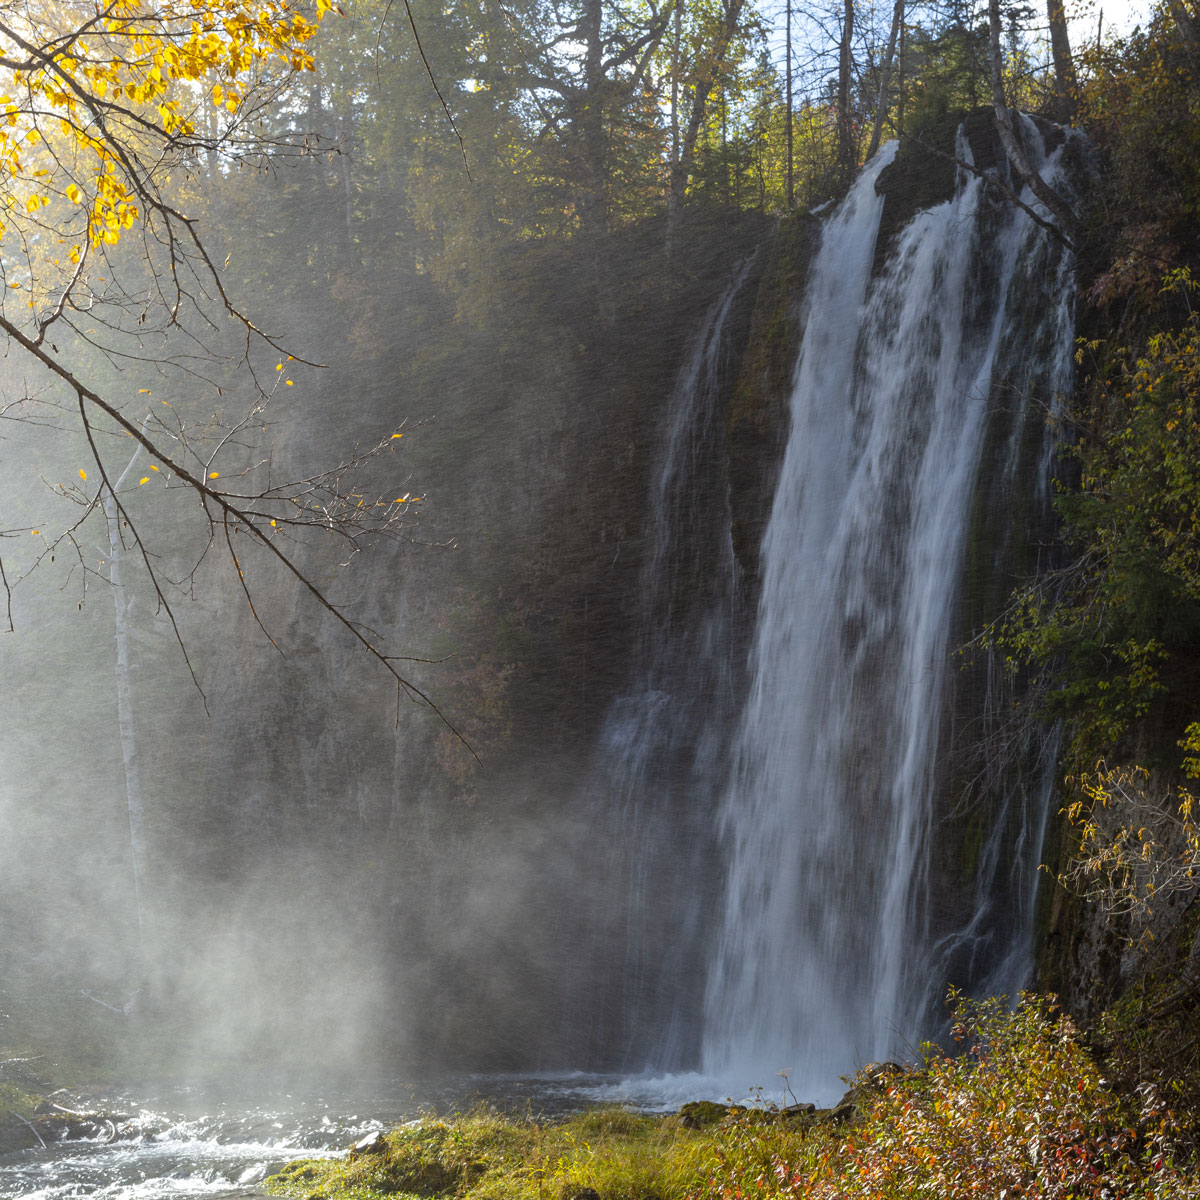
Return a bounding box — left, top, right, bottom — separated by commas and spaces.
1168, 0, 1200, 48
785, 0, 793, 207
1045, 0, 1077, 121
578, 0, 608, 234
837, 0, 855, 183
666, 0, 747, 240
866, 0, 904, 161
337, 110, 358, 268
104, 422, 153, 960
670, 0, 682, 173
988, 0, 1075, 237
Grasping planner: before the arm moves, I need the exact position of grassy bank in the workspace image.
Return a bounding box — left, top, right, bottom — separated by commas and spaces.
265, 1105, 729, 1200
265, 994, 1200, 1200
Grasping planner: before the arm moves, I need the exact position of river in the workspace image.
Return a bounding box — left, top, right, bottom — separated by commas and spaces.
0, 1075, 619, 1199
0, 1073, 725, 1199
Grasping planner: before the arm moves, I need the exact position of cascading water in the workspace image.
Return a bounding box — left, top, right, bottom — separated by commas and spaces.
584, 263, 752, 1071
700, 124, 1078, 1100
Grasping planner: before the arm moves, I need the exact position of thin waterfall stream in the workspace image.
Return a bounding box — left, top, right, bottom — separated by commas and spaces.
585, 260, 752, 1074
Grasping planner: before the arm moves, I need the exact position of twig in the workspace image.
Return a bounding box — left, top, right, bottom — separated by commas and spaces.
381, 0, 470, 179
912, 133, 1076, 252
9, 1111, 46, 1149
0, 314, 478, 762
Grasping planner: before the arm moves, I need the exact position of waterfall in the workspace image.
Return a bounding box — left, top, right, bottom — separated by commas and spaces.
699, 126, 1077, 1100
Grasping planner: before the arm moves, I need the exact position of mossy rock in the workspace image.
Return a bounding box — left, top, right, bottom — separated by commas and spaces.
873, 107, 1007, 272
0, 1112, 37, 1153
0, 1064, 48, 1151
677, 1100, 734, 1128
778, 1102, 817, 1127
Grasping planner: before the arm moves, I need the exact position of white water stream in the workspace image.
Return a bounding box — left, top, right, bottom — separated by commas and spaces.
0, 1092, 366, 1200
588, 261, 751, 1071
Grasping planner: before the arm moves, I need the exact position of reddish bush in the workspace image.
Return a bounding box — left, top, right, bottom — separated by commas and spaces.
697, 993, 1198, 1200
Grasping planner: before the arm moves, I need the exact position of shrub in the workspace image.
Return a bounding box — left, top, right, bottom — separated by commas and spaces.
695, 993, 1199, 1200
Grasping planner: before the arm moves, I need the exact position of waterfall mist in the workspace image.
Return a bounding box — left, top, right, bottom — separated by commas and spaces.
0, 102, 1081, 1103
577, 260, 755, 1073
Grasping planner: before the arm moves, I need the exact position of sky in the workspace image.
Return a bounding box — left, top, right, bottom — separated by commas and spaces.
1069, 0, 1158, 40
764, 0, 1163, 97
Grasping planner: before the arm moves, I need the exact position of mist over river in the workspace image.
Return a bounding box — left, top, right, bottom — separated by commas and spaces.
0, 0, 1092, 1177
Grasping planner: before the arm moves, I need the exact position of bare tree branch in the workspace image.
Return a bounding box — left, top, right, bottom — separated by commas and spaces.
0, 311, 478, 759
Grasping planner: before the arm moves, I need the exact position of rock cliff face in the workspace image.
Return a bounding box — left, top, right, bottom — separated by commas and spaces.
725, 212, 820, 592
395, 109, 1081, 1074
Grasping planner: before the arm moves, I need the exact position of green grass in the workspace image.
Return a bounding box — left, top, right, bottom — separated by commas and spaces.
262, 1104, 779, 1200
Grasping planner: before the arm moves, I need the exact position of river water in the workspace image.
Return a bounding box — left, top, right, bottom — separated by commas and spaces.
0, 1075, 655, 1200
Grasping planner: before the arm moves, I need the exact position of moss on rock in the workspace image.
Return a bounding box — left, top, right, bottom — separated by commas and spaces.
726, 212, 820, 589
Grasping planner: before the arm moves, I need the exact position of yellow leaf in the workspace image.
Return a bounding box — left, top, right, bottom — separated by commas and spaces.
391, 433, 403, 439
138, 477, 149, 485
79, 468, 87, 481
149, 464, 159, 472
208, 471, 219, 479
30, 529, 39, 535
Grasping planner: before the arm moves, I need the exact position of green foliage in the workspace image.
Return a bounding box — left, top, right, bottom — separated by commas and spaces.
1050, 764, 1200, 1122
900, 22, 990, 136
264, 1105, 714, 1200
980, 5, 1200, 765
1078, 12, 1200, 276
984, 303, 1200, 769
1095, 928, 1200, 1124
1058, 764, 1200, 931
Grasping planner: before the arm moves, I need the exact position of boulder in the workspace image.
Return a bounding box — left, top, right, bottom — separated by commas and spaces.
349, 1130, 385, 1157
820, 1061, 907, 1127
